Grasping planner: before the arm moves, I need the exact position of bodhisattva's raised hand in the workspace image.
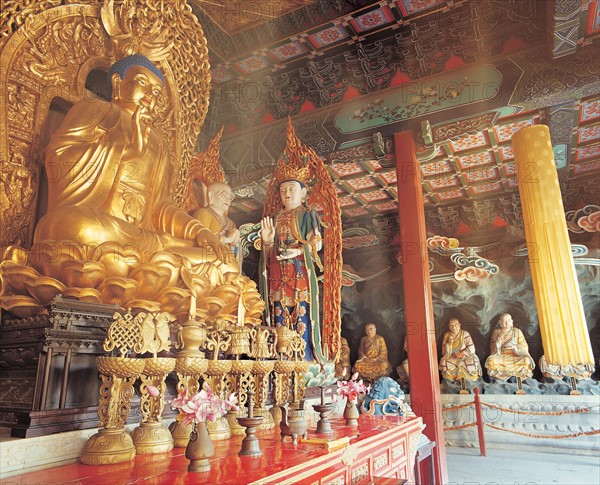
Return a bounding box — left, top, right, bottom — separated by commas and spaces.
261, 217, 275, 246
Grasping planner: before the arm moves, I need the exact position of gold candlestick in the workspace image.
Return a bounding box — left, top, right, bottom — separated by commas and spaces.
237, 390, 264, 457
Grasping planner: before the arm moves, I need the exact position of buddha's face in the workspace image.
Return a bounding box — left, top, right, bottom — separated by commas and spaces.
279, 180, 306, 211
499, 314, 513, 330
448, 319, 461, 334
365, 324, 376, 337
208, 182, 234, 216
113, 65, 163, 118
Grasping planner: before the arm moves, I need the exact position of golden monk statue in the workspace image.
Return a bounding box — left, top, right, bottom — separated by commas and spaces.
191, 181, 241, 267
35, 54, 228, 268
439, 318, 482, 382
396, 336, 409, 384
485, 313, 535, 380
352, 323, 392, 382
335, 336, 351, 379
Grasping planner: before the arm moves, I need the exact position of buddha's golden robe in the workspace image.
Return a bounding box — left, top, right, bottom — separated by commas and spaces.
35, 97, 221, 265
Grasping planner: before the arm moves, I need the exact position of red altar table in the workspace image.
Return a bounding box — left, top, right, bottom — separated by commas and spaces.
7, 415, 422, 485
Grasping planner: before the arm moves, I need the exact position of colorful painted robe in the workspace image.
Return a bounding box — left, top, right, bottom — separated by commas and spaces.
439, 330, 482, 381
259, 206, 325, 362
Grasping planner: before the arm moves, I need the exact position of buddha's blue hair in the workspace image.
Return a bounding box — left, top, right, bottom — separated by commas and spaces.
107, 54, 164, 98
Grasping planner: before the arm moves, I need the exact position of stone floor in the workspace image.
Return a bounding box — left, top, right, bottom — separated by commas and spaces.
446, 446, 600, 485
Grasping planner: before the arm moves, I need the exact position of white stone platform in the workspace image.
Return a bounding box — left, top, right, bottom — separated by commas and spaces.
437, 393, 600, 455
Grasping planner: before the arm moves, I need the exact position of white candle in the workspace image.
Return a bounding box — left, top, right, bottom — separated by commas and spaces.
238, 293, 245, 326
189, 292, 197, 320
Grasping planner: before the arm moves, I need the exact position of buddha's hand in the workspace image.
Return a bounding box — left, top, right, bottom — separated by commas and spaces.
123, 105, 151, 162
261, 217, 275, 246
196, 229, 230, 263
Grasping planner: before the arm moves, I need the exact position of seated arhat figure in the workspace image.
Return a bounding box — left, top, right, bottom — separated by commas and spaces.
192, 181, 241, 266
439, 318, 482, 382
396, 336, 409, 384
21, 54, 257, 314
335, 336, 351, 379
485, 313, 535, 380
352, 323, 392, 382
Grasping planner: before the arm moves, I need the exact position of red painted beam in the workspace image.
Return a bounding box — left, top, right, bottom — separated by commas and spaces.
394, 131, 448, 485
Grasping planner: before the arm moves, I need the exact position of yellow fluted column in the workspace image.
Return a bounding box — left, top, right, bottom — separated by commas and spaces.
512, 125, 594, 380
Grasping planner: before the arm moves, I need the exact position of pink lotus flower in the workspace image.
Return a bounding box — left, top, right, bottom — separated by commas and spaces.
337, 372, 368, 402
171, 383, 238, 425
146, 385, 160, 397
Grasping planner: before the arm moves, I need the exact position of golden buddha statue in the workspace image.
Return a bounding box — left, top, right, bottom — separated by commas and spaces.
35, 55, 226, 266
485, 313, 535, 380
3, 54, 263, 321
352, 323, 392, 382
439, 318, 482, 382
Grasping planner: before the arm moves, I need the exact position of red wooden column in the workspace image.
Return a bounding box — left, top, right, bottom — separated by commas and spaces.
394, 131, 448, 485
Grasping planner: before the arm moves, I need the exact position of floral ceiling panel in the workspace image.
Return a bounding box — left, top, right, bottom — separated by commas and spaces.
345, 206, 370, 217
268, 41, 309, 62
493, 116, 539, 143
372, 200, 399, 213
307, 24, 350, 49
572, 159, 600, 175
349, 5, 395, 33
434, 188, 465, 201
577, 124, 600, 144
421, 160, 454, 177
234, 55, 271, 75
575, 144, 600, 162
342, 175, 380, 192
329, 162, 364, 178
461, 167, 499, 184
468, 181, 503, 195
454, 151, 496, 171
425, 174, 461, 190
395, 0, 445, 17
449, 132, 489, 153
580, 97, 600, 123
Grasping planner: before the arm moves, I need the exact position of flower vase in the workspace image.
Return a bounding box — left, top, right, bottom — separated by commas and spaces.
185, 421, 214, 472
343, 399, 359, 427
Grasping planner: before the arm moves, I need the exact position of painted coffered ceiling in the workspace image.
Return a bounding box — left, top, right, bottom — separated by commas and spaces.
191, 0, 600, 246
190, 0, 316, 35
